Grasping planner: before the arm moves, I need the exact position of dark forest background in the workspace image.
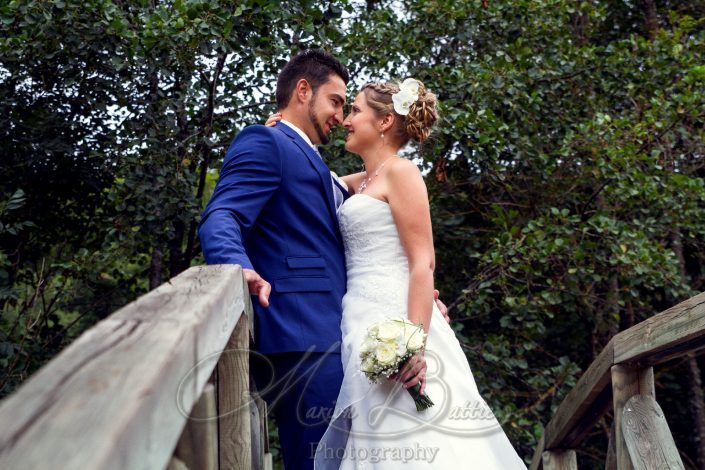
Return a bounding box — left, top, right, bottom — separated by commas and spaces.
2, 0, 705, 467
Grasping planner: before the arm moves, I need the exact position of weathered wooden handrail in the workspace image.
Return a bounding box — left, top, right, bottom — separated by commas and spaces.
531, 291, 705, 470
0, 264, 271, 470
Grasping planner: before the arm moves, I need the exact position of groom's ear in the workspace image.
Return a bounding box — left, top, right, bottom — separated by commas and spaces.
294, 79, 312, 104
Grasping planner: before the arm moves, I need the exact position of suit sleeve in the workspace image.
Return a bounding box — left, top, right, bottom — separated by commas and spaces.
198, 125, 282, 269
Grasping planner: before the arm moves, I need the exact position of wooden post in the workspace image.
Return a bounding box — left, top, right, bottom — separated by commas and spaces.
611, 365, 654, 470
542, 450, 577, 470
174, 383, 218, 470
166, 456, 189, 470
217, 311, 252, 470
250, 389, 272, 470
606, 420, 617, 470
260, 395, 273, 470
621, 395, 684, 470
529, 435, 546, 470
637, 367, 655, 397
250, 391, 263, 470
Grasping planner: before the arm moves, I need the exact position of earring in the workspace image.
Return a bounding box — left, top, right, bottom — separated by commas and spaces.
381, 133, 384, 139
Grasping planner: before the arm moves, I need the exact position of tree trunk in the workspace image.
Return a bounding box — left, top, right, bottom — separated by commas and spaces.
571, 11, 590, 47
184, 53, 226, 266
643, 0, 658, 38
149, 248, 163, 290
672, 228, 705, 467
169, 219, 185, 278
686, 354, 705, 469
623, 299, 635, 330
606, 274, 619, 338
594, 191, 619, 350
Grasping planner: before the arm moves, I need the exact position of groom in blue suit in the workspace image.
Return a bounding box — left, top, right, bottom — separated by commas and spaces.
198, 50, 351, 470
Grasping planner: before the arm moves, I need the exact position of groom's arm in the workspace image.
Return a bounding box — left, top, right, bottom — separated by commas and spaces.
198, 125, 282, 270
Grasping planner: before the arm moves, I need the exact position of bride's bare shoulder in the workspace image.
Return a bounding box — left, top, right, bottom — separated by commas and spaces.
386, 157, 427, 205
386, 157, 424, 184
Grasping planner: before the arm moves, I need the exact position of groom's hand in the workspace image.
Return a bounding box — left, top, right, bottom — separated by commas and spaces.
244, 268, 271, 307
434, 289, 450, 323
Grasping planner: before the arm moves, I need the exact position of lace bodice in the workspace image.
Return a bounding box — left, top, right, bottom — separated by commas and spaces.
337, 194, 409, 310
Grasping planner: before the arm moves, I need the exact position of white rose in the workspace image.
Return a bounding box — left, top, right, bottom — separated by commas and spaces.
375, 342, 397, 366
406, 329, 426, 351
396, 341, 408, 357
360, 337, 377, 354
377, 320, 404, 342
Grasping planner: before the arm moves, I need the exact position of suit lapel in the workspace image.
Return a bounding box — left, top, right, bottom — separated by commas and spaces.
275, 123, 341, 233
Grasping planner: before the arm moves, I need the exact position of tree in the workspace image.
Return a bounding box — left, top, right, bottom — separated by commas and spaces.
2, 0, 704, 467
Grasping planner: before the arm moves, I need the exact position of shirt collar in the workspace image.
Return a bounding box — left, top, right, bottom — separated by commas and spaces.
280, 119, 316, 149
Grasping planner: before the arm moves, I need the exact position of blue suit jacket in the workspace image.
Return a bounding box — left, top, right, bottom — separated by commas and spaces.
198, 123, 349, 354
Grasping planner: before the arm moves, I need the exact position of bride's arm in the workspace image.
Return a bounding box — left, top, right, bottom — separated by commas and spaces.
340, 172, 365, 194
386, 158, 435, 333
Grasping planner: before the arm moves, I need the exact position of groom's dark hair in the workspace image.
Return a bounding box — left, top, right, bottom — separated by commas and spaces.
276, 49, 349, 109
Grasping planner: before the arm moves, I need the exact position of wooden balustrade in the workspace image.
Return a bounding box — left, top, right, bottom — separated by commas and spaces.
2, 263, 702, 469
0, 264, 272, 470
530, 291, 705, 470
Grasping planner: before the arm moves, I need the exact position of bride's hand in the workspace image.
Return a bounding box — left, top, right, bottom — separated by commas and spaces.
264, 112, 282, 127
390, 352, 427, 395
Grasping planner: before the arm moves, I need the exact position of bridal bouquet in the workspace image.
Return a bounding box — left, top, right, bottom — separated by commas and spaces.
359, 317, 435, 411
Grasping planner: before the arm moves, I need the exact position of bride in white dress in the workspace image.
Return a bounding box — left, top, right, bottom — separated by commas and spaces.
313, 80, 526, 469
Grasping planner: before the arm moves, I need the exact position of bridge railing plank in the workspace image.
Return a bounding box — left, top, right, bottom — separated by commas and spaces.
0, 264, 247, 470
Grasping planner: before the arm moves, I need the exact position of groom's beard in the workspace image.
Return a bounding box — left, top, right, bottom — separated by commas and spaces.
308, 99, 330, 145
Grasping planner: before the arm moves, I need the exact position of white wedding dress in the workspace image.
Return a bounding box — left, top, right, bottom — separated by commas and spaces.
314, 194, 527, 469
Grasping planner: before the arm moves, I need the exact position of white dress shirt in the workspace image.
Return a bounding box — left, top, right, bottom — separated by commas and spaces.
279, 120, 347, 209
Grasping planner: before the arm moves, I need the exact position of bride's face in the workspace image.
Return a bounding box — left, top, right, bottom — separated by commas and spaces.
342, 92, 382, 154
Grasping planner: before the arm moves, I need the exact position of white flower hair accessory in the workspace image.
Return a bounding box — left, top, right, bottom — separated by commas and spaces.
392, 78, 420, 116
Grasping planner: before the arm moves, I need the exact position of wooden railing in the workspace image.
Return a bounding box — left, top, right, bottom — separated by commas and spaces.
0, 264, 271, 470
530, 291, 705, 470
3, 264, 701, 470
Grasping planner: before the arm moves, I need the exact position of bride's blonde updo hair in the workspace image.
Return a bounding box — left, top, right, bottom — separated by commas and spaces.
361, 79, 439, 146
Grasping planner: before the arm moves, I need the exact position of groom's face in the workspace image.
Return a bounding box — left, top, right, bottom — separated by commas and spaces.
307, 74, 347, 145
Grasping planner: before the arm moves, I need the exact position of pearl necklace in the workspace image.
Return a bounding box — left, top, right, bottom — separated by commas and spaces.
358, 156, 395, 194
